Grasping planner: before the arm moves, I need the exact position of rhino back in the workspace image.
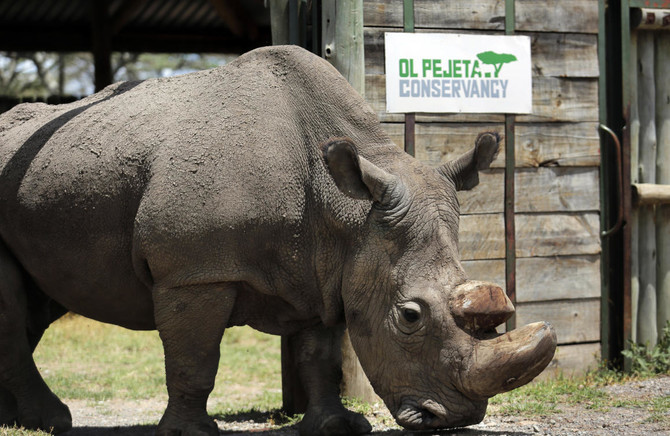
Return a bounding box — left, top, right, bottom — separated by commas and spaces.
0, 46, 397, 330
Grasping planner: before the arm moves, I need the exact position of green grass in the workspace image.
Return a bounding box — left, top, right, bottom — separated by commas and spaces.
489, 366, 669, 419
32, 314, 283, 407
3, 315, 669, 435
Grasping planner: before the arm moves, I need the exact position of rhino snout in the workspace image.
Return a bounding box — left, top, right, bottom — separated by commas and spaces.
395, 396, 486, 430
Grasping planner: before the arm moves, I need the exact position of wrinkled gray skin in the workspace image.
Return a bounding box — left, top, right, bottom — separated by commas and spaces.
0, 46, 556, 436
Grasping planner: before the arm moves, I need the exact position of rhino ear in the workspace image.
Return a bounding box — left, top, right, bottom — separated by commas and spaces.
322, 137, 401, 204
438, 132, 500, 191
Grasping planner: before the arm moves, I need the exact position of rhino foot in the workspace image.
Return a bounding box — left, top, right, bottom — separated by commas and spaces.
0, 387, 17, 427
156, 413, 219, 436
16, 391, 72, 434
299, 407, 372, 436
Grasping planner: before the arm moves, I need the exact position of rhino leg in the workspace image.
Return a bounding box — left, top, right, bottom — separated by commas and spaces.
292, 324, 372, 436
153, 283, 237, 436
0, 241, 71, 433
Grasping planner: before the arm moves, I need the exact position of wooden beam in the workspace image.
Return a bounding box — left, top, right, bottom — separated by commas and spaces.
91, 0, 113, 92
632, 183, 670, 207
110, 0, 151, 35
209, 0, 259, 40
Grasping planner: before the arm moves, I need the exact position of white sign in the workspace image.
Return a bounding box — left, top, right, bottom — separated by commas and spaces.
384, 33, 532, 114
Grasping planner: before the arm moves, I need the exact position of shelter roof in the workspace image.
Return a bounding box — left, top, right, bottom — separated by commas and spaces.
0, 0, 272, 54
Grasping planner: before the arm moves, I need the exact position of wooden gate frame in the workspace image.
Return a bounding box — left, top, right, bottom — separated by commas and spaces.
603, 0, 670, 369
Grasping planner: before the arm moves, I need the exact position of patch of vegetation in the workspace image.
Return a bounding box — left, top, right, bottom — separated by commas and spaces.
622, 320, 670, 375
488, 361, 666, 418
0, 429, 50, 436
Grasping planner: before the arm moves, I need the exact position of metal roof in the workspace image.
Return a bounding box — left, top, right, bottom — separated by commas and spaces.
0, 0, 272, 54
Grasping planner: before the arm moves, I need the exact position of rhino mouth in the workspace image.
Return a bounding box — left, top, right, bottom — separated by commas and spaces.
395, 397, 487, 430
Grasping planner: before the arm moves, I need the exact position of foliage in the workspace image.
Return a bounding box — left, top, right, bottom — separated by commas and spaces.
0, 52, 232, 99
622, 320, 670, 375
0, 52, 93, 98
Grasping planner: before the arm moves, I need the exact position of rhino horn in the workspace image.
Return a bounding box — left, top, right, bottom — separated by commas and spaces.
461, 321, 557, 400
450, 281, 514, 332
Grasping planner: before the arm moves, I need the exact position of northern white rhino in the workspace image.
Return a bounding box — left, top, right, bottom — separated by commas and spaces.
0, 45, 556, 435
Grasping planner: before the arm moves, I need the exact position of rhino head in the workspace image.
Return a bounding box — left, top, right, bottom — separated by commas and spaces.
323, 132, 557, 429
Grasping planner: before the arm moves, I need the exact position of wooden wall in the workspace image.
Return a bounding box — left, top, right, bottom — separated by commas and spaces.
363, 0, 601, 376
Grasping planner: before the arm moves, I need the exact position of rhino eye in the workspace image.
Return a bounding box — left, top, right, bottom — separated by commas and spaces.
397, 301, 424, 334
403, 307, 420, 323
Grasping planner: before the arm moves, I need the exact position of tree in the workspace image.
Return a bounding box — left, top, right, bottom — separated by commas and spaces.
0, 52, 233, 98
476, 51, 517, 78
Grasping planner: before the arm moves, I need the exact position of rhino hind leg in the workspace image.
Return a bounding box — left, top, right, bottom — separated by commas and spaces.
289, 324, 372, 436
0, 241, 71, 433
153, 282, 239, 436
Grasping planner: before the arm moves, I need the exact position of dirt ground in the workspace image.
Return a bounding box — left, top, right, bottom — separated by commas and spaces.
57, 375, 670, 435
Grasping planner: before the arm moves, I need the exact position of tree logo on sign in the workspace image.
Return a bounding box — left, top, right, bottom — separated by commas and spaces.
476, 51, 518, 78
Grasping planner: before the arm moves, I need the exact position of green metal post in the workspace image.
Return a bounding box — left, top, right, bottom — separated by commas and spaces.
504, 0, 516, 332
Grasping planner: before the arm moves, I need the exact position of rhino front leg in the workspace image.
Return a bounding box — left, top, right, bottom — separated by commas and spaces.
153, 283, 237, 436
290, 324, 372, 436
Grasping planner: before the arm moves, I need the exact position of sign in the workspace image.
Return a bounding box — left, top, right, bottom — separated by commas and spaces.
384, 33, 532, 114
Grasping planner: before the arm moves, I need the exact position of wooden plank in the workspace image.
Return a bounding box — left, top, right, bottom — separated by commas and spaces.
415, 0, 506, 30
463, 255, 601, 303
459, 212, 600, 260
517, 76, 599, 123
515, 167, 600, 213
364, 0, 599, 34
366, 75, 599, 123
413, 123, 505, 168
515, 299, 600, 344
537, 342, 600, 379
526, 32, 599, 78
462, 259, 506, 287
515, 213, 601, 258
516, 255, 601, 302
383, 122, 600, 169
365, 29, 598, 78
459, 214, 504, 261
515, 0, 599, 34
458, 168, 600, 214
363, 0, 403, 28
363, 0, 506, 29
515, 122, 600, 167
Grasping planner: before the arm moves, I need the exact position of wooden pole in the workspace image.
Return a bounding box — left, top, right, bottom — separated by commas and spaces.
321, 0, 378, 404
637, 32, 657, 346
629, 31, 640, 344
504, 0, 517, 333
270, 0, 290, 45
632, 183, 670, 207
655, 33, 670, 335
322, 0, 364, 95
271, 0, 309, 414
91, 0, 113, 92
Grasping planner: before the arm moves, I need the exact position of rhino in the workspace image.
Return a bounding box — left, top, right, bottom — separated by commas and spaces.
0, 45, 556, 435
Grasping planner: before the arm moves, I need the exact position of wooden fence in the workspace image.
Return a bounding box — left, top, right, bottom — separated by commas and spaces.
363, 0, 602, 376
627, 22, 670, 347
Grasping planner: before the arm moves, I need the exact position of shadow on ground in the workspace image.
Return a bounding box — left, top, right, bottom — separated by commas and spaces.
62, 428, 530, 436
